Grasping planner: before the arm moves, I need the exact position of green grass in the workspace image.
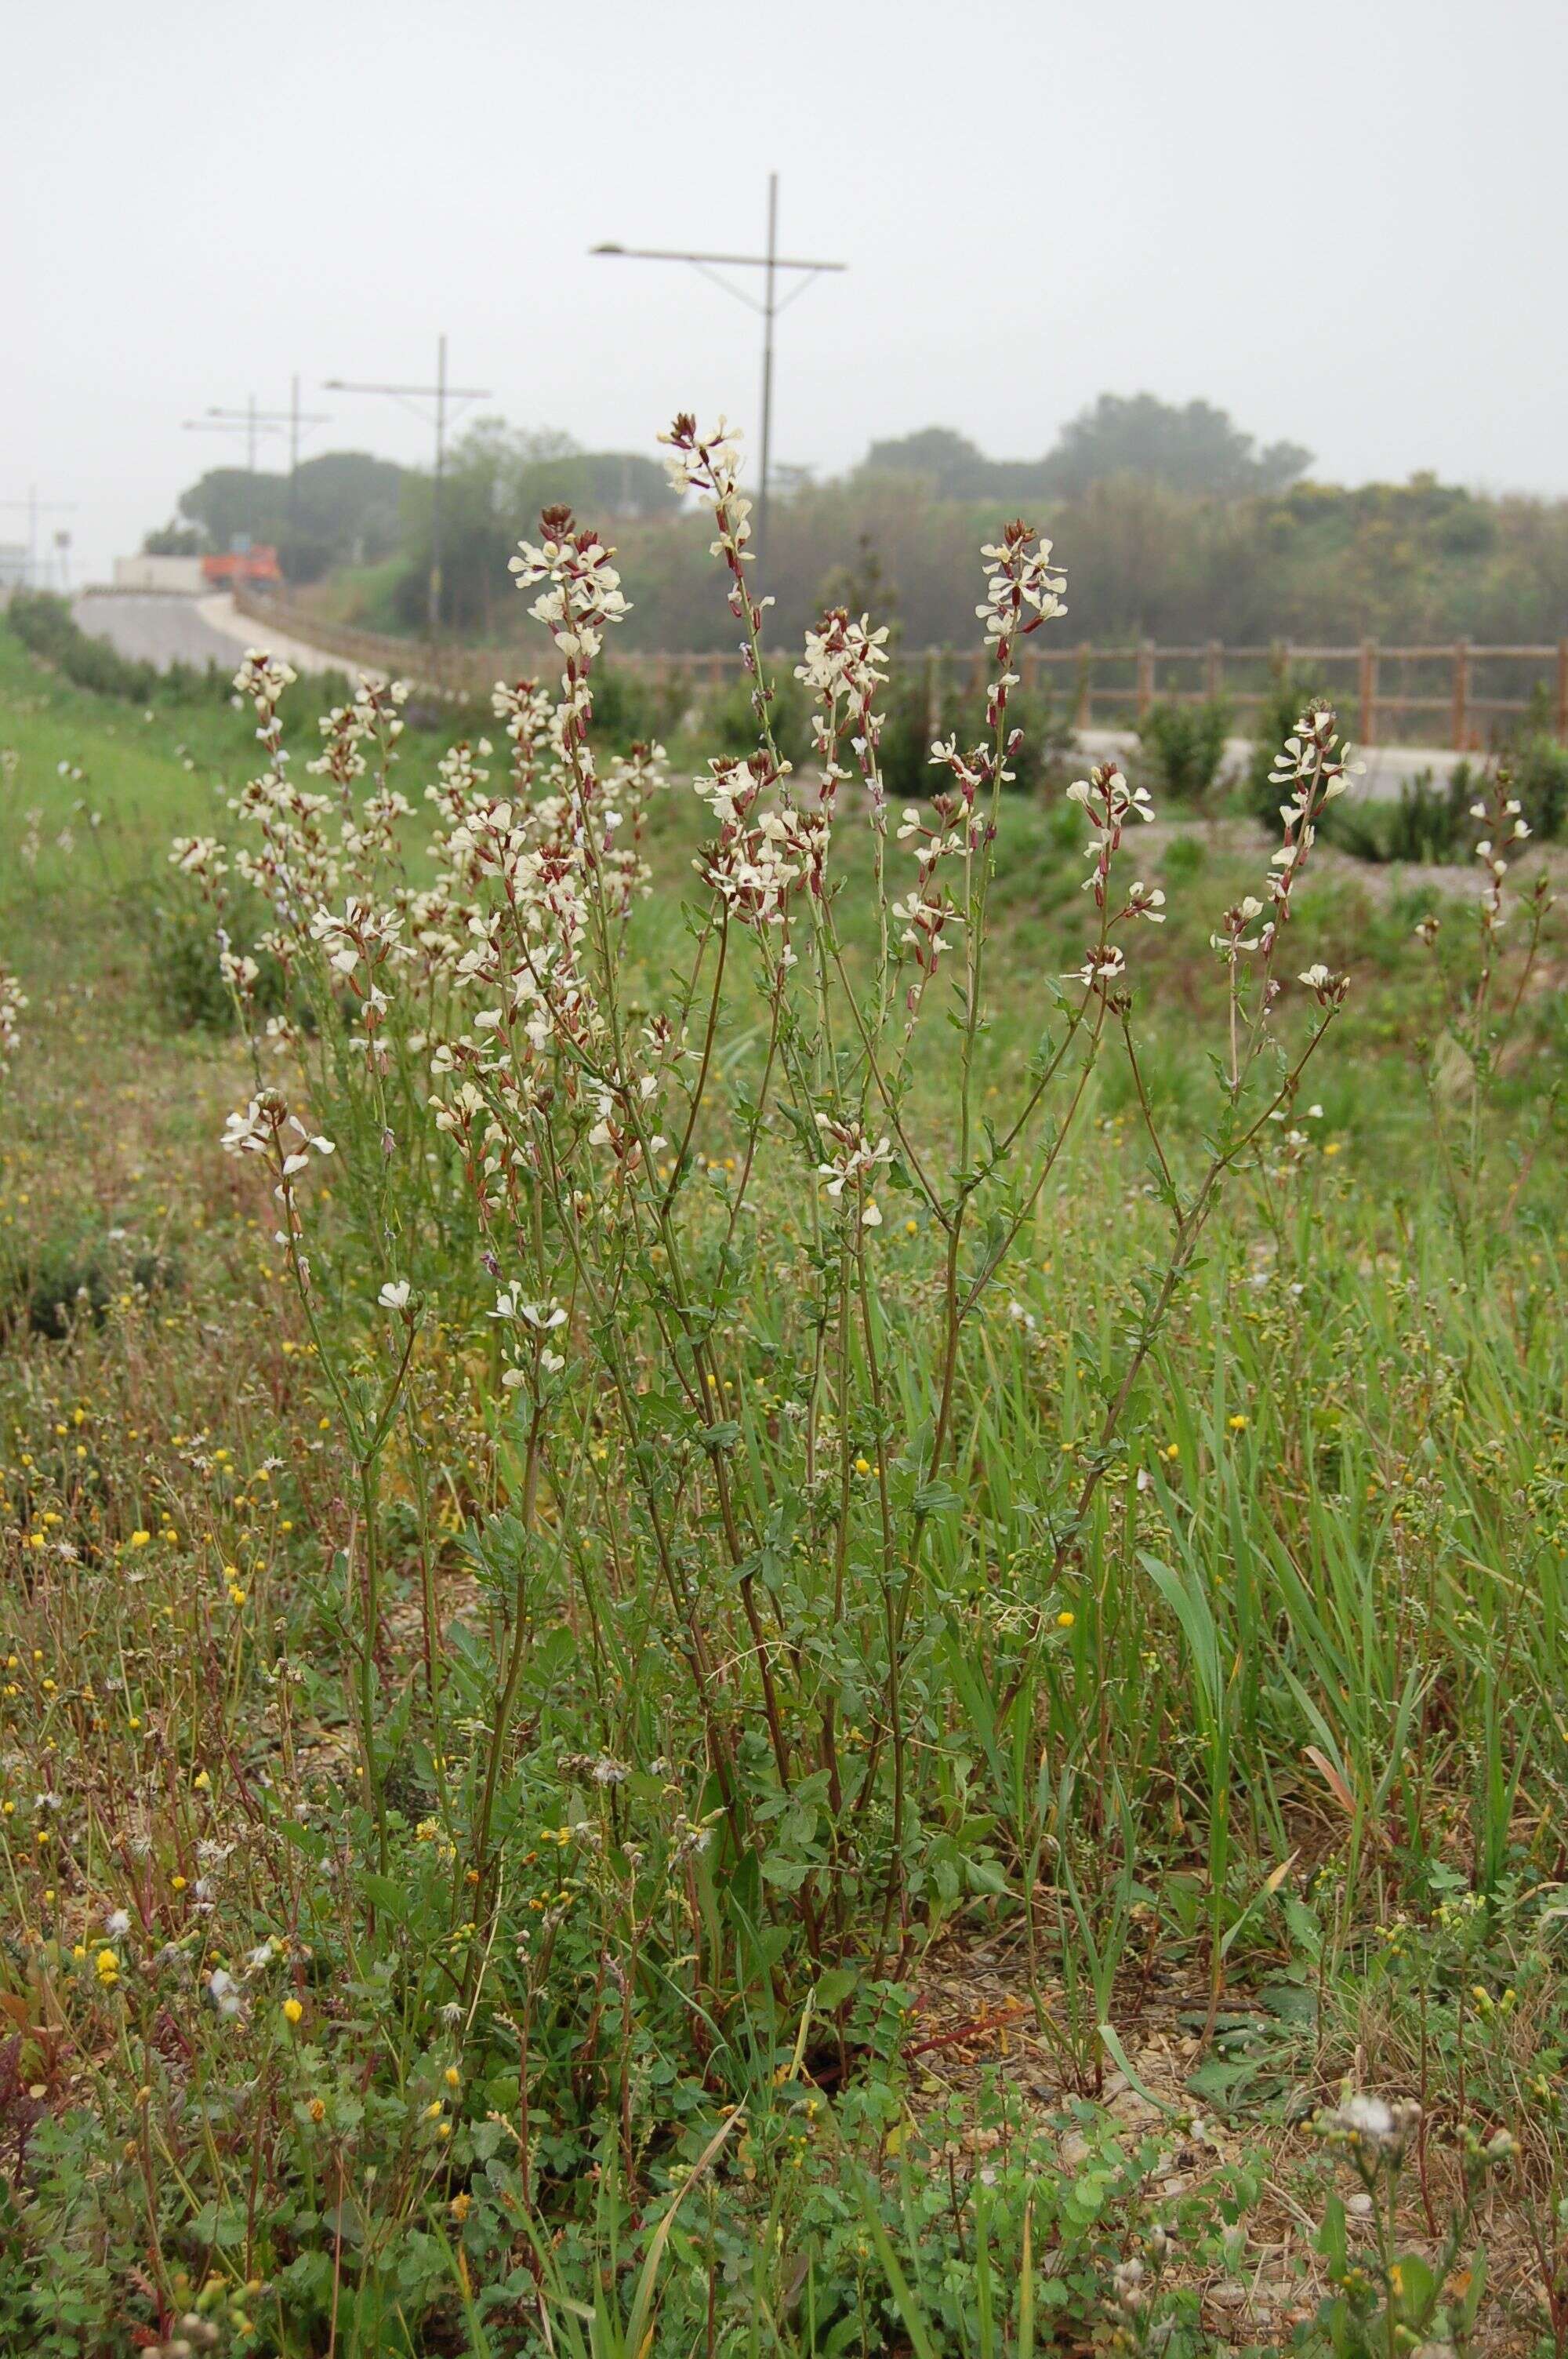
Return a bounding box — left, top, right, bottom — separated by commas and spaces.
0, 605, 1565, 2358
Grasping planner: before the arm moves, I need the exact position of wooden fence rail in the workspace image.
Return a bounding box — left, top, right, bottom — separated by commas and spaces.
232, 591, 1568, 751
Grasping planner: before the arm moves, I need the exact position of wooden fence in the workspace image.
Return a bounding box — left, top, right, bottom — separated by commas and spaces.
232, 591, 1568, 750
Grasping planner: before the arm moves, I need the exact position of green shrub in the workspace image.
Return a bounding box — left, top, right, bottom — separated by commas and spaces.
1512, 732, 1568, 841
140, 884, 288, 1032
1136, 695, 1232, 805
2, 1234, 176, 1340
699, 667, 816, 766
588, 660, 690, 752
878, 669, 1073, 801
1325, 743, 1567, 865
1326, 767, 1473, 864
1162, 829, 1208, 883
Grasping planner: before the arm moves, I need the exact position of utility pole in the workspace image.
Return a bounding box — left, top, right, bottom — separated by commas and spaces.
592, 173, 845, 553
1, 487, 78, 590
188, 390, 329, 550
759, 173, 778, 544
325, 336, 490, 682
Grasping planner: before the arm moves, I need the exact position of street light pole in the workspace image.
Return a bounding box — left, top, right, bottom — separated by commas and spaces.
183, 409, 284, 548
432, 334, 448, 646
189, 390, 330, 550
325, 337, 490, 682
758, 173, 778, 551
591, 174, 844, 556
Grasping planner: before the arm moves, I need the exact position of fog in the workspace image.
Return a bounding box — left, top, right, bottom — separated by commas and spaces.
5, 0, 1565, 583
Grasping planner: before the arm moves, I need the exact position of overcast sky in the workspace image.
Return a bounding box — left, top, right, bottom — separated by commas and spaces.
5, 0, 1565, 583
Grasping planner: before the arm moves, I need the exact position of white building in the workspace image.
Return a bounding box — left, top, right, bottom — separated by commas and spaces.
111, 554, 205, 594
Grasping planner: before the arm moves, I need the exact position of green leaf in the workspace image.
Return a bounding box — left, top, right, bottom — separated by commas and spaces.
814, 1966, 858, 2011
1098, 2023, 1178, 2116
1390, 2250, 1436, 2321
911, 1481, 962, 1517
361, 1874, 413, 1925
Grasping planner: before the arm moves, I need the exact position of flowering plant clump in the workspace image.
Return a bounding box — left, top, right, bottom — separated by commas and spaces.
0, 964, 24, 1073
177, 416, 1355, 1978
1413, 756, 1557, 1245
1308, 2085, 1511, 2356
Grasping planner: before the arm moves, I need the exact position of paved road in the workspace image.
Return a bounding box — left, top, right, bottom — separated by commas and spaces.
75, 591, 249, 671
73, 591, 367, 681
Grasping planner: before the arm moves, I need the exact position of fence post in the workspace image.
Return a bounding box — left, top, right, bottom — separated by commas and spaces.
1558, 638, 1568, 744
1451, 639, 1469, 751
924, 647, 941, 740
1136, 639, 1156, 722
1358, 639, 1378, 746
1206, 638, 1222, 701
1076, 643, 1092, 732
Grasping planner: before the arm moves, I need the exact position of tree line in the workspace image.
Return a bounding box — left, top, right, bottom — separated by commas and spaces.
146, 394, 1568, 652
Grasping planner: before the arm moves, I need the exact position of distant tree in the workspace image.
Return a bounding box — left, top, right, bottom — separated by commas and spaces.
172, 451, 405, 578
285, 452, 405, 560
856, 402, 1310, 507
392, 422, 682, 632
173, 469, 268, 551
817, 531, 900, 641
857, 427, 1000, 497
141, 522, 204, 557
525, 449, 677, 522
1040, 394, 1312, 499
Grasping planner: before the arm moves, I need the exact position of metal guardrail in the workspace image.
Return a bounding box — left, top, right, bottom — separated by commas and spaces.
231, 590, 1568, 749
